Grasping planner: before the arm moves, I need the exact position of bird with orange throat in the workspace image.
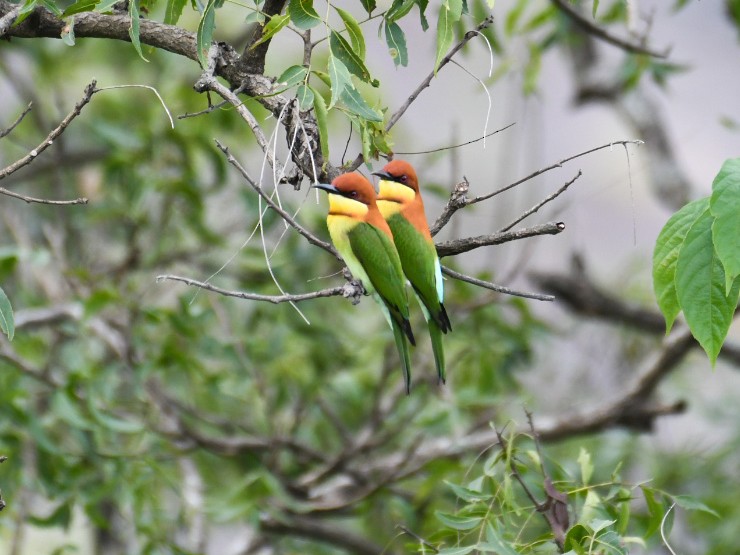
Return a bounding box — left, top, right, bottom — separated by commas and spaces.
373, 160, 451, 384
314, 172, 416, 393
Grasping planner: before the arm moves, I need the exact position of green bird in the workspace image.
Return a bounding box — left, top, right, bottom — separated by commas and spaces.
314, 172, 416, 393
373, 160, 451, 384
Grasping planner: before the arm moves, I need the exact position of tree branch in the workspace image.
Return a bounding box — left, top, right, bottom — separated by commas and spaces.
0, 102, 32, 139
442, 267, 555, 302
156, 274, 358, 304
0, 81, 97, 189
436, 222, 565, 258
550, 0, 669, 58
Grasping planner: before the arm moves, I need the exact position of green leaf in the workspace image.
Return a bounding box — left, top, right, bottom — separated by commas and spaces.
196, 0, 217, 67
437, 547, 476, 555
564, 523, 589, 553
327, 54, 352, 109
330, 30, 372, 83
277, 65, 308, 88
14, 0, 39, 26
673, 495, 720, 517
578, 447, 593, 485
483, 523, 520, 555
445, 480, 492, 502
340, 86, 383, 122
296, 84, 314, 111
163, 0, 187, 24
335, 6, 365, 60
505, 0, 528, 35
384, 21, 408, 67
640, 486, 665, 538
288, 0, 321, 30
61, 17, 75, 45
435, 511, 482, 530
592, 0, 600, 18
0, 286, 14, 341
38, 0, 62, 16
523, 42, 542, 95
386, 0, 415, 23
359, 0, 376, 14
710, 157, 740, 293
675, 207, 740, 365
251, 13, 291, 49
589, 518, 615, 533
62, 0, 99, 17
128, 0, 149, 61
435, 0, 462, 72
653, 197, 709, 333
310, 86, 329, 162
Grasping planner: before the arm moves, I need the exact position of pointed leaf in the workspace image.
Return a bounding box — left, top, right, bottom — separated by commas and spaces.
359, 0, 376, 14
14, 0, 40, 26
437, 547, 476, 555
673, 495, 720, 517
251, 13, 291, 48
196, 0, 217, 67
128, 0, 149, 61
330, 30, 372, 82
640, 486, 665, 538
675, 207, 740, 365
483, 523, 520, 555
653, 197, 709, 333
335, 6, 365, 60
288, 0, 321, 29
578, 447, 593, 485
163, 0, 187, 25
435, 0, 463, 72
310, 86, 330, 162
592, 0, 600, 18
38, 0, 62, 15
384, 20, 408, 67
296, 84, 314, 111
62, 0, 99, 17
277, 65, 308, 87
709, 157, 740, 293
417, 0, 429, 30
340, 86, 383, 122
445, 480, 492, 502
327, 54, 352, 109
435, 511, 483, 530
386, 0, 414, 22
0, 286, 14, 341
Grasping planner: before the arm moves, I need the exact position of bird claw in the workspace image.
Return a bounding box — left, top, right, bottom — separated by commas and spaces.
342, 280, 364, 305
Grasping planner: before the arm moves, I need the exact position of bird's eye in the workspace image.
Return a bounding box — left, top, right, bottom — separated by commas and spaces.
350, 191, 358, 198
400, 175, 408, 183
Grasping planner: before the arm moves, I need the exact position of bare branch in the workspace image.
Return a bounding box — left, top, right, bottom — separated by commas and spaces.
214, 140, 339, 258
468, 140, 644, 207
0, 81, 98, 182
0, 3, 19, 36
156, 274, 358, 304
550, 0, 669, 58
0, 187, 88, 205
436, 222, 565, 258
498, 170, 582, 232
442, 267, 555, 302
0, 102, 32, 139
395, 122, 515, 156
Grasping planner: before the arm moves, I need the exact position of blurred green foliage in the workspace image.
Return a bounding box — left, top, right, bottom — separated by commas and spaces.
1, 1, 738, 554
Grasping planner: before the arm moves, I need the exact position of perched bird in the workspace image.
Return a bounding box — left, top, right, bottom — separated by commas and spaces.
373, 160, 451, 384
314, 173, 416, 393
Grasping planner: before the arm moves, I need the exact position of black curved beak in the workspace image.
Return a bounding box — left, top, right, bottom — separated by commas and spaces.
313, 183, 339, 194
372, 170, 393, 180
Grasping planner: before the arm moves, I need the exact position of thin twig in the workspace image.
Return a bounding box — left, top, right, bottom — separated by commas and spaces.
442, 267, 555, 302
214, 140, 338, 258
660, 503, 678, 555
550, 0, 669, 58
498, 170, 582, 232
97, 84, 174, 128
469, 140, 644, 206
394, 123, 515, 155
0, 102, 32, 139
156, 274, 352, 304
0, 187, 88, 205
0, 81, 98, 181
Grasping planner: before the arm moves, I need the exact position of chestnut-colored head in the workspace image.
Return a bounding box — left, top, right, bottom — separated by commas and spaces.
373, 159, 420, 193
329, 173, 378, 205
314, 173, 381, 219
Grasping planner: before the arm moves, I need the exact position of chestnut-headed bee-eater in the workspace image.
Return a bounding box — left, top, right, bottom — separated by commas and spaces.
373, 160, 451, 384
314, 172, 416, 393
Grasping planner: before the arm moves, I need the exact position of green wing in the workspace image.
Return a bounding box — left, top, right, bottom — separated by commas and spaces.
387, 213, 451, 332
348, 222, 409, 318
